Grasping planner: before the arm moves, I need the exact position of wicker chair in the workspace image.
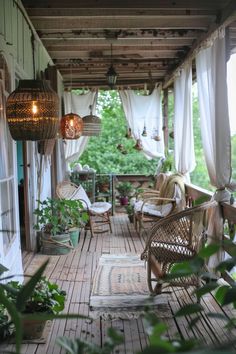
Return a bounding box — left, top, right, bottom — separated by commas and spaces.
141, 200, 217, 295
56, 181, 112, 237
134, 173, 186, 236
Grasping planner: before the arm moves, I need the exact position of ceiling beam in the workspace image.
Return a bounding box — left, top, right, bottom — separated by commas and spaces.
21, 0, 230, 10
30, 16, 214, 31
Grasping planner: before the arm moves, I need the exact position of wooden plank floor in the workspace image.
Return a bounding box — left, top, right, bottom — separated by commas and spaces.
1, 214, 236, 354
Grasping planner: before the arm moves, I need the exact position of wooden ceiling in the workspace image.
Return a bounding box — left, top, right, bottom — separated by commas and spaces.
21, 0, 236, 89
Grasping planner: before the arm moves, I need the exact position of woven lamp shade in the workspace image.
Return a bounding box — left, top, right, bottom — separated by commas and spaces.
82, 114, 101, 136
60, 112, 83, 139
6, 80, 59, 141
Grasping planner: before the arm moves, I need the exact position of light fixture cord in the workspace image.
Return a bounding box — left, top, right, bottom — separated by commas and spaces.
111, 44, 113, 66
31, 33, 36, 80
70, 62, 73, 111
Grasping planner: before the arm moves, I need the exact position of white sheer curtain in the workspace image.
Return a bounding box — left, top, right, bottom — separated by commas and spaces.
196, 32, 235, 268
119, 88, 164, 159
63, 90, 97, 163
174, 63, 195, 179
227, 53, 236, 136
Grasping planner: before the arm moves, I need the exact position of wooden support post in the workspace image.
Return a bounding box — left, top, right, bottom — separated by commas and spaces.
22, 141, 31, 251
163, 89, 169, 151
45, 65, 59, 198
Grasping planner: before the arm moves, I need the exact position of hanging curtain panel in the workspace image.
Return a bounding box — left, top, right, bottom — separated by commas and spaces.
119, 87, 164, 160
63, 91, 97, 163
196, 32, 235, 269
174, 63, 195, 178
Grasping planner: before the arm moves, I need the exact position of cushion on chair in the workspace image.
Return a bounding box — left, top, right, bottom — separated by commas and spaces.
70, 185, 92, 208
89, 202, 112, 214
134, 200, 173, 217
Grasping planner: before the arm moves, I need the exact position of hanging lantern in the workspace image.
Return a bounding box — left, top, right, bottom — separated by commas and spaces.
106, 44, 118, 88
106, 65, 117, 88
82, 105, 101, 136
6, 80, 59, 141
60, 112, 83, 139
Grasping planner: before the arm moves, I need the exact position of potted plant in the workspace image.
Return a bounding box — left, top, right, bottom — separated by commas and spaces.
96, 174, 110, 193
3, 276, 66, 340
125, 203, 134, 223
34, 198, 88, 254
116, 182, 133, 206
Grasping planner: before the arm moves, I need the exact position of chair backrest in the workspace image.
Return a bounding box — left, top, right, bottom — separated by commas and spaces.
153, 172, 168, 191
157, 173, 186, 211
145, 200, 217, 252
56, 181, 91, 208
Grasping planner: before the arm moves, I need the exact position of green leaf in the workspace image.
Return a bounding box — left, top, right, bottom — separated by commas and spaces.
16, 260, 49, 312
0, 263, 8, 276
195, 283, 219, 300
175, 303, 203, 317
221, 286, 236, 306
0, 287, 22, 354
215, 285, 230, 305
198, 244, 220, 258
215, 257, 236, 272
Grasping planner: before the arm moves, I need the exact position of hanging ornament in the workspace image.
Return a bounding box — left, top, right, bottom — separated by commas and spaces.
152, 129, 161, 141
142, 124, 147, 137
134, 139, 143, 151
60, 112, 83, 139
125, 127, 132, 139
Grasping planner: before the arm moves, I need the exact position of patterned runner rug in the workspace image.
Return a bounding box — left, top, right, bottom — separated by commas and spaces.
89, 254, 171, 320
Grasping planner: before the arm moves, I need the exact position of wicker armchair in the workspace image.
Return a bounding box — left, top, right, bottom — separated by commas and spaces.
141, 200, 217, 295
134, 173, 186, 236
56, 181, 112, 237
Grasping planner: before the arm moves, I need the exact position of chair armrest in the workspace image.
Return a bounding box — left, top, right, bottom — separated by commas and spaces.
136, 189, 160, 199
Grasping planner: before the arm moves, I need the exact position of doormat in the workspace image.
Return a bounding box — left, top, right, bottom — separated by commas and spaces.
89, 254, 172, 320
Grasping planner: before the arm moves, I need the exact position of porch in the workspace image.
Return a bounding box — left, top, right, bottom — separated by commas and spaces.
1, 212, 236, 354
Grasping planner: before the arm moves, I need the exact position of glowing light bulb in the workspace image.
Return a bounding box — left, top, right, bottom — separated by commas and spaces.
69, 118, 74, 127
32, 102, 38, 115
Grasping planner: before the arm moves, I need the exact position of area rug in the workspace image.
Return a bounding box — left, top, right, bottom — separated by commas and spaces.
89, 254, 171, 320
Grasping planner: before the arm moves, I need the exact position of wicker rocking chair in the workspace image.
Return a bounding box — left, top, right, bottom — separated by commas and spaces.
56, 181, 112, 237
134, 173, 186, 236
141, 200, 217, 295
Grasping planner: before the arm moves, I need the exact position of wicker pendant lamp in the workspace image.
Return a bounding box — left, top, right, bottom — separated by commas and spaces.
82, 104, 101, 136
60, 63, 84, 139
60, 112, 83, 139
6, 80, 59, 141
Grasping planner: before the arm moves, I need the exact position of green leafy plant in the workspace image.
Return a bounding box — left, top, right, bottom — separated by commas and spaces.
34, 198, 88, 236
116, 181, 133, 197
125, 203, 134, 216
4, 277, 66, 314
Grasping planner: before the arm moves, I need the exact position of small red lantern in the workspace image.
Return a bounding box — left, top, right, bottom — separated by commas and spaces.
60, 113, 83, 139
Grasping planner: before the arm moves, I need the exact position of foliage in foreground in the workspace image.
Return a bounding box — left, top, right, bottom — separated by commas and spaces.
2, 242, 236, 353
56, 241, 236, 354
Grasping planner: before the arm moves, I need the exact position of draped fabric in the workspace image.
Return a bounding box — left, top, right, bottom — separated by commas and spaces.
196, 33, 235, 268
63, 91, 97, 163
227, 53, 236, 136
119, 88, 164, 159
174, 64, 195, 177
